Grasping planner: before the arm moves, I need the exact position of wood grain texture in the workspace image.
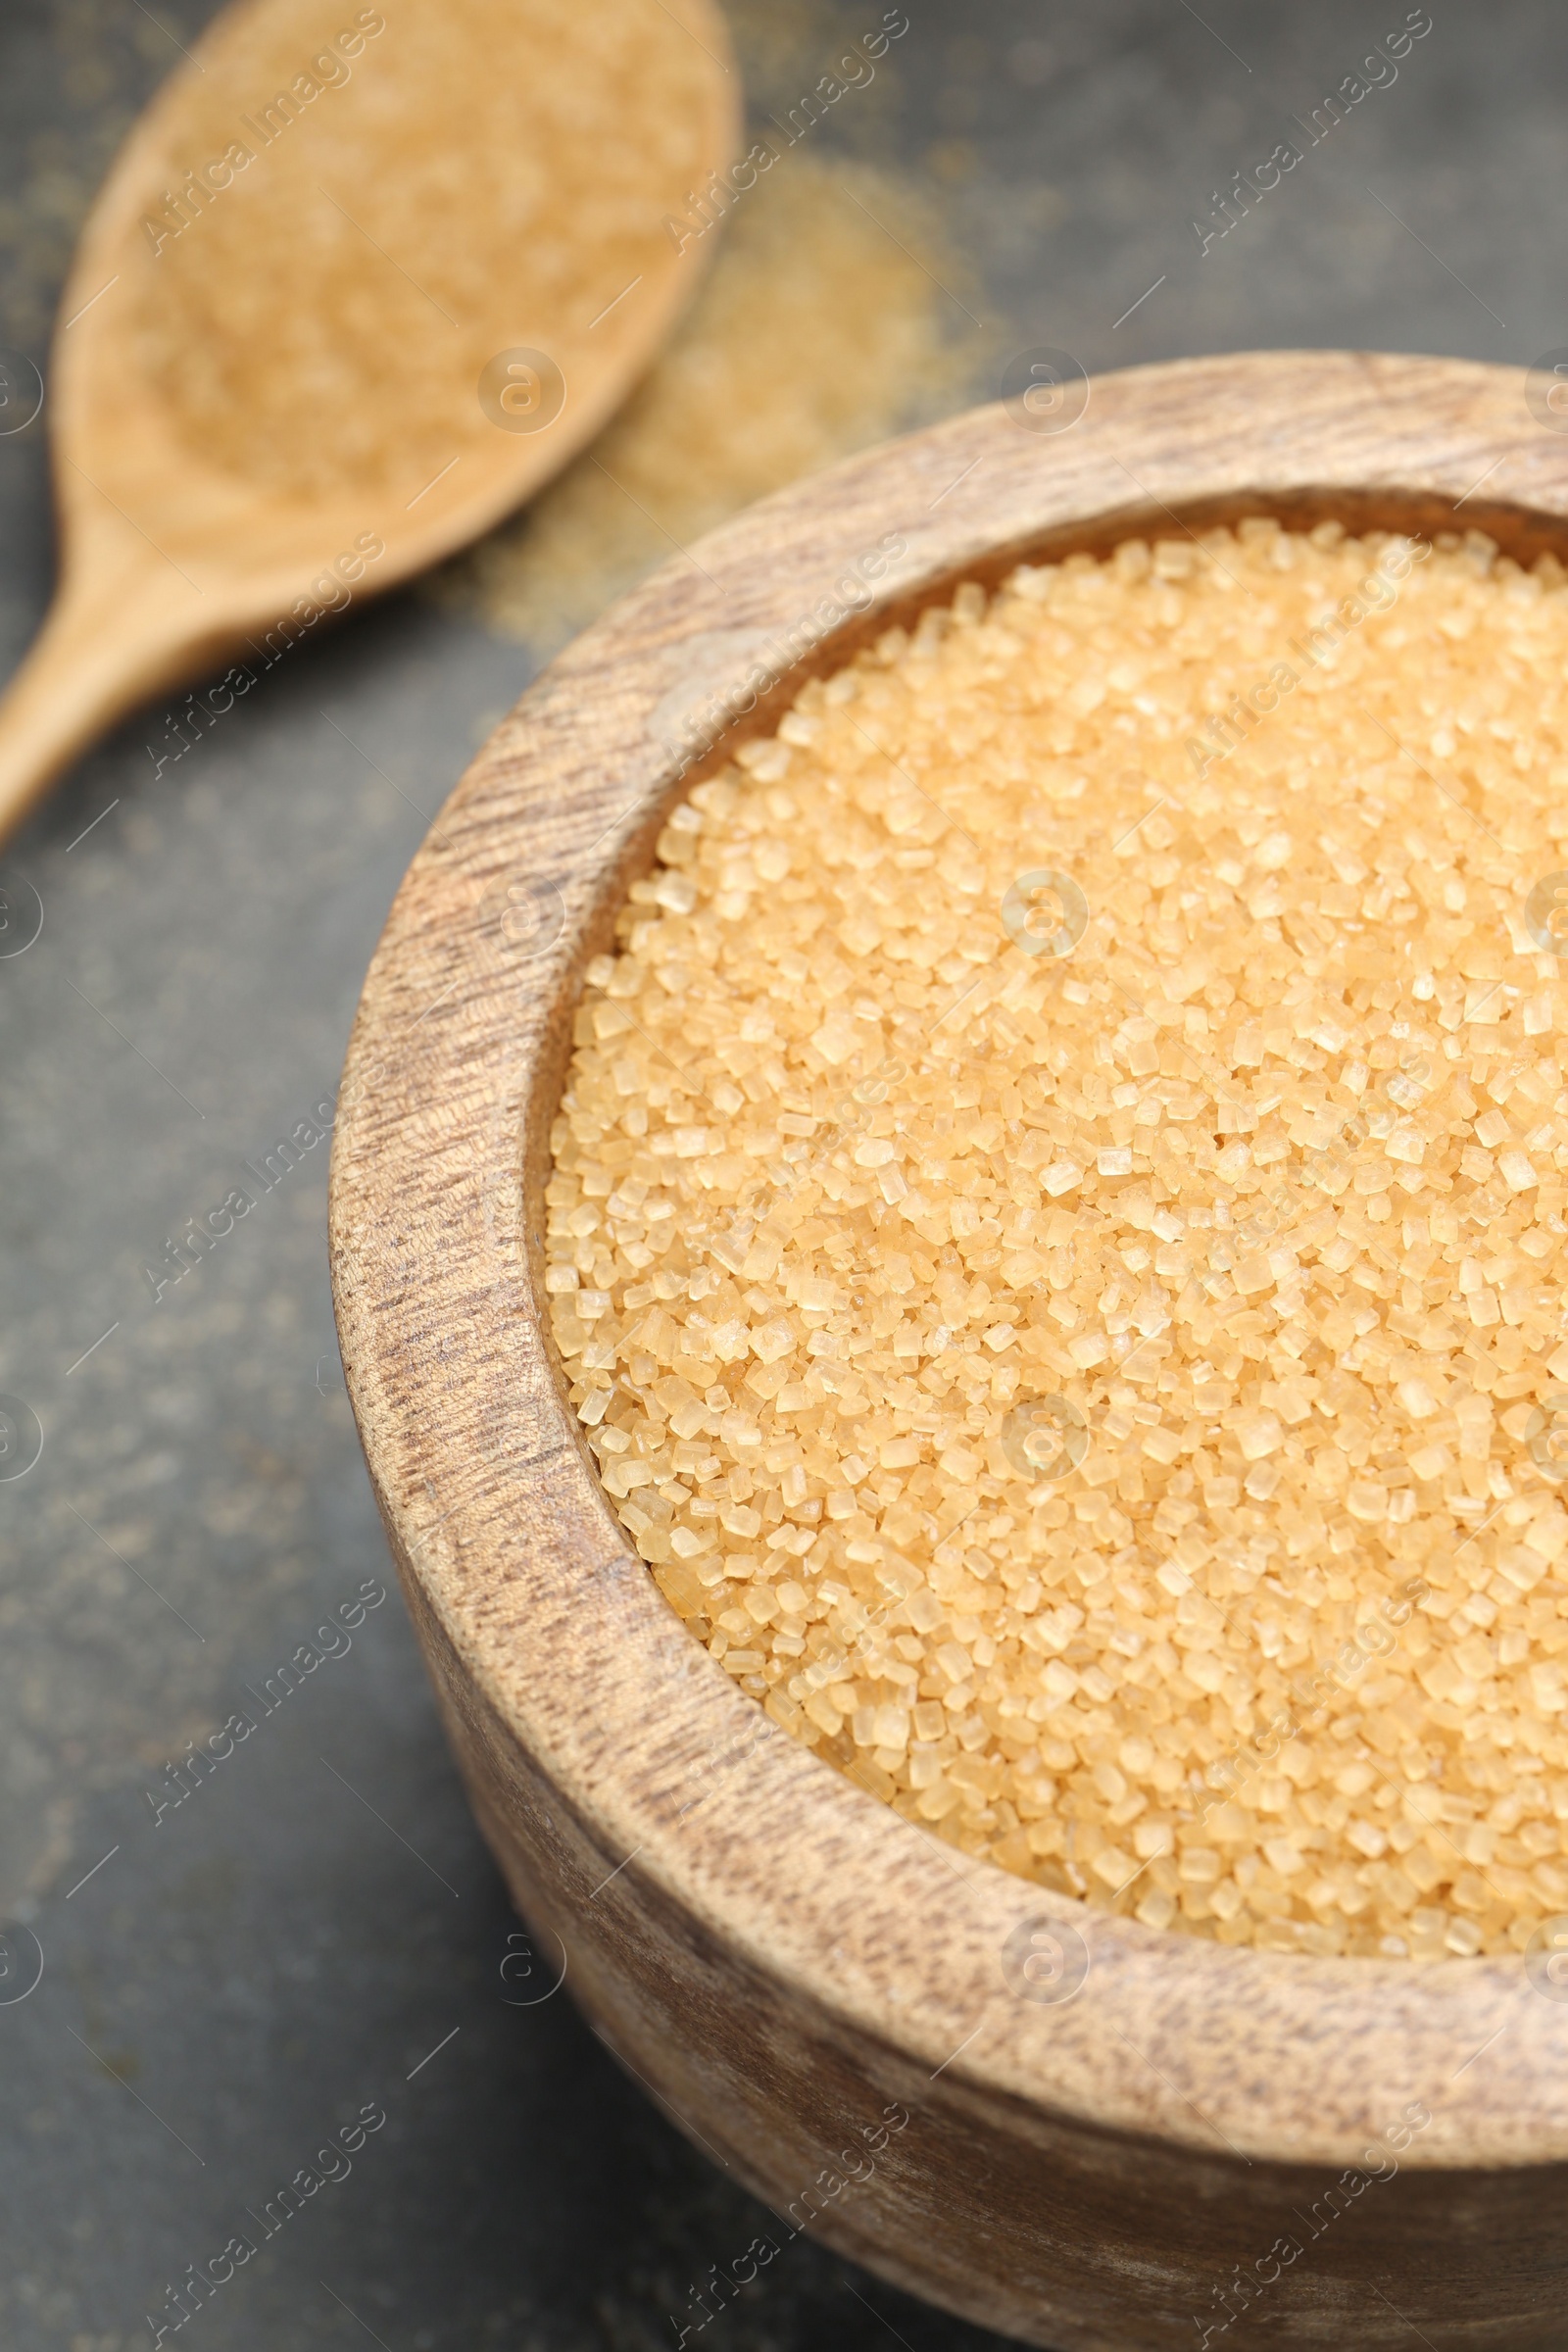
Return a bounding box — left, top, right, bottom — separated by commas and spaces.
329, 353, 1568, 2349
0, 0, 737, 842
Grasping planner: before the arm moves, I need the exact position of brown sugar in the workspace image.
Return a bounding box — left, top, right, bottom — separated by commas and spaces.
127, 0, 720, 501
546, 518, 1568, 1959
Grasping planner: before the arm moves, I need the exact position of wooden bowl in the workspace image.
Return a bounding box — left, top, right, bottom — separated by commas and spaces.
328, 352, 1568, 2350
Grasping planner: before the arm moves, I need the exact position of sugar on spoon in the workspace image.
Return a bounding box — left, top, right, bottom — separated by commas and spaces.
0, 0, 737, 845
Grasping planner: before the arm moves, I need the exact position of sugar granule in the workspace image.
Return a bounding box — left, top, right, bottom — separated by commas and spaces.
546, 518, 1568, 1961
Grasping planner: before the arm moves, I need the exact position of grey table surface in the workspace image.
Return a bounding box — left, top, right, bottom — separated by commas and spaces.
0, 2, 1556, 2345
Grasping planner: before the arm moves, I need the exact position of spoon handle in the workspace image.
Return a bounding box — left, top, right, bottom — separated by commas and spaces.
0, 565, 218, 851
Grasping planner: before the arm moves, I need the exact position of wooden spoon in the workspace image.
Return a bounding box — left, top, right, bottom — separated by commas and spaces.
0, 0, 737, 845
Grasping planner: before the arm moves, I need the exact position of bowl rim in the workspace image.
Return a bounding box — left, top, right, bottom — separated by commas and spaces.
329, 348, 1568, 2173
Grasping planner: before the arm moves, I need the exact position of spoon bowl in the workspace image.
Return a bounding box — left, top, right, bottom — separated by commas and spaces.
0, 0, 737, 841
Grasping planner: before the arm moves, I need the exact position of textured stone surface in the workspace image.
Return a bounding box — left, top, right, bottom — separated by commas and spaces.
0, 0, 1557, 2344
